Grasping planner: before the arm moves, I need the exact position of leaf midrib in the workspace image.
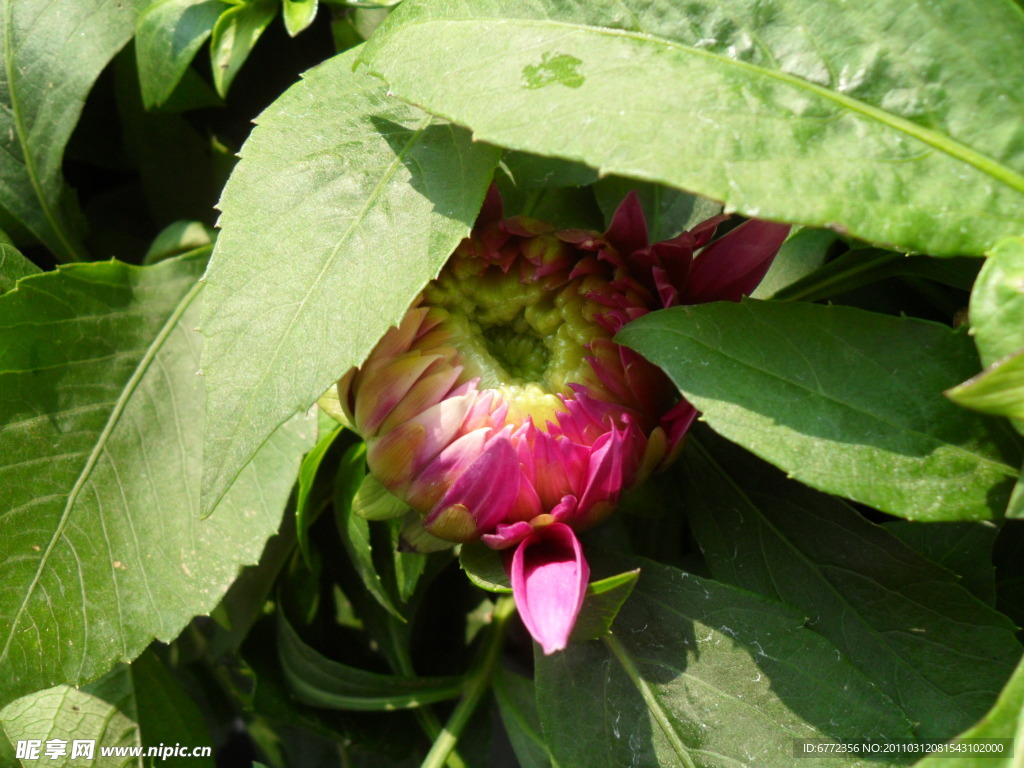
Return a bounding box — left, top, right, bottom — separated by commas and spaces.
634, 315, 1019, 478
0, 280, 203, 670
201, 112, 434, 514
370, 16, 1024, 196
2, 1, 83, 262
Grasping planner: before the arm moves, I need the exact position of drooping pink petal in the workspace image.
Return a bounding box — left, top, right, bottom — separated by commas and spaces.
684, 220, 790, 303
510, 523, 589, 654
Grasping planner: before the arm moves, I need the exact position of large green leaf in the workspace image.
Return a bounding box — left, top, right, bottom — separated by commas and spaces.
1, 651, 214, 766
199, 48, 499, 515
536, 553, 914, 768
681, 435, 1021, 741
0, 0, 143, 261
359, 0, 1024, 256
618, 300, 1022, 521
913, 653, 1024, 768
0, 255, 314, 708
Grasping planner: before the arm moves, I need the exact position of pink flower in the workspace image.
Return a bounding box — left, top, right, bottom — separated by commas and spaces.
337, 188, 788, 654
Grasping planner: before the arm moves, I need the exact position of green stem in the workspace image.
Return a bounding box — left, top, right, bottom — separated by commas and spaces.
384, 618, 469, 768
420, 597, 516, 768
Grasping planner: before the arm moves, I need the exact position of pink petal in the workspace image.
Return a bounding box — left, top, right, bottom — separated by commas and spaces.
481, 520, 534, 549
684, 220, 790, 303
424, 436, 521, 539
510, 524, 590, 654
604, 191, 649, 257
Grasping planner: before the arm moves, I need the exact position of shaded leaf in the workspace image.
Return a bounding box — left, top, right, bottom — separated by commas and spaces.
135, 0, 223, 109
618, 300, 1022, 521
770, 249, 980, 303
912, 654, 1024, 768
278, 611, 464, 710
0, 257, 314, 708
296, 423, 345, 564
682, 434, 1021, 741
569, 569, 640, 644
753, 227, 836, 299
536, 552, 914, 768
885, 520, 999, 606
493, 667, 552, 768
1, 0, 142, 261
333, 444, 404, 620
200, 47, 499, 515
360, 0, 1024, 256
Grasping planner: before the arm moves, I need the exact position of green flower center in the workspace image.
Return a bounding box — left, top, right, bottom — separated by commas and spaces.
422, 263, 611, 427
482, 317, 551, 382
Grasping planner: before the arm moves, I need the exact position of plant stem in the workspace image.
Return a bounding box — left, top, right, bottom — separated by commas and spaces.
420, 597, 516, 768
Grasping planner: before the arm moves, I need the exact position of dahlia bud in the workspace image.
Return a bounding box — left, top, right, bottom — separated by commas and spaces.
337, 188, 788, 654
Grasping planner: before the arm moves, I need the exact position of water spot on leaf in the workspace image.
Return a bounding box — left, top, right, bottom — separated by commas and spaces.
522, 53, 585, 90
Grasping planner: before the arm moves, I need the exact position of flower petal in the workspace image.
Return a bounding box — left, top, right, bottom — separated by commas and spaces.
424, 435, 521, 540
684, 220, 790, 303
510, 523, 589, 654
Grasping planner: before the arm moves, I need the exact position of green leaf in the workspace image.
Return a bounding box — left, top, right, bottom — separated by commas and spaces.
0, 241, 39, 294
536, 552, 914, 768
970, 237, 1024, 367
618, 300, 1022, 521
681, 435, 1021, 741
296, 423, 345, 564
947, 349, 1024, 424
1, 0, 142, 261
1010, 474, 1024, 519
770, 249, 981, 303
277, 611, 464, 710
493, 667, 553, 768
459, 542, 512, 594
569, 569, 640, 644
283, 0, 318, 37
912, 654, 1024, 768
885, 520, 999, 606
209, 0, 278, 98
501, 150, 599, 191
143, 220, 217, 265
593, 177, 722, 243
200, 47, 499, 515
0, 257, 315, 708
360, 0, 1024, 256
135, 0, 223, 109
352, 473, 408, 521
333, 443, 405, 620
1, 651, 214, 766
752, 227, 836, 300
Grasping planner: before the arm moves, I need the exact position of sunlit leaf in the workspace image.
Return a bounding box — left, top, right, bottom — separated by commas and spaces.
200, 47, 499, 515
619, 300, 1022, 521
0, 256, 314, 708
360, 0, 1024, 256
